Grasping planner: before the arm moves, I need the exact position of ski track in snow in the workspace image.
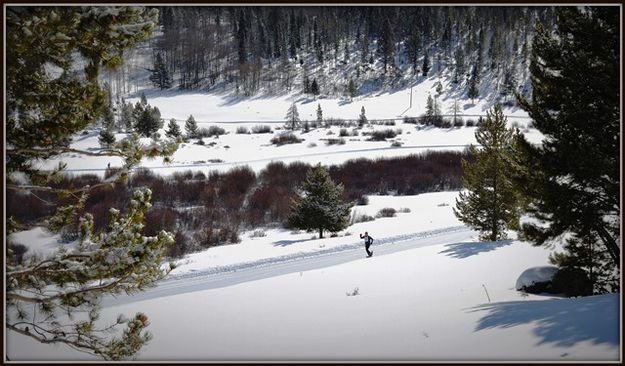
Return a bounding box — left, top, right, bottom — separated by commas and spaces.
103, 225, 471, 307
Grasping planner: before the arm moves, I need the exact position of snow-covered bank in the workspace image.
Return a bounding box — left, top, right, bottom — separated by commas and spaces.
8, 233, 619, 361
7, 192, 620, 362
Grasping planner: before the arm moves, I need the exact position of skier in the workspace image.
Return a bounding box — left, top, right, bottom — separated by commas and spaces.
360, 231, 374, 257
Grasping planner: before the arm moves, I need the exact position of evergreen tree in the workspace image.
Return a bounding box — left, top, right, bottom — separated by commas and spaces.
358, 106, 367, 127
99, 128, 116, 148
422, 51, 431, 76
316, 103, 323, 126
502, 66, 517, 102
165, 118, 182, 139
287, 164, 352, 239
515, 7, 620, 293
120, 100, 135, 132
378, 16, 395, 73
149, 52, 172, 90
468, 66, 479, 103
303, 75, 310, 94
134, 100, 161, 137
453, 105, 521, 242
6, 6, 179, 360
310, 78, 320, 97
453, 47, 465, 84
348, 78, 357, 100
185, 114, 198, 139
99, 104, 116, 147
285, 102, 301, 130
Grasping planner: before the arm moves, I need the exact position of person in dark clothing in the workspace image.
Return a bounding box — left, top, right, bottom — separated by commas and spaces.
360, 231, 374, 257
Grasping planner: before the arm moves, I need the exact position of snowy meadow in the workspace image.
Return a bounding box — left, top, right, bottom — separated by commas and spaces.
7, 86, 620, 362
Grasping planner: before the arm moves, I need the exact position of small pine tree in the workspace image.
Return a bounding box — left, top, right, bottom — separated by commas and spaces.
98, 128, 116, 148
149, 53, 172, 90
358, 106, 367, 127
303, 75, 310, 94
165, 118, 181, 139
453, 104, 521, 242
422, 51, 431, 77
348, 78, 357, 100
310, 79, 320, 97
287, 164, 353, 238
134, 101, 161, 138
316, 103, 323, 126
285, 103, 301, 130
120, 100, 135, 132
185, 115, 198, 139
468, 67, 479, 103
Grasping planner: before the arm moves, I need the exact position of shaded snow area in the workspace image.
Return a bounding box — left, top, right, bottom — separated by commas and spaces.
7, 192, 620, 362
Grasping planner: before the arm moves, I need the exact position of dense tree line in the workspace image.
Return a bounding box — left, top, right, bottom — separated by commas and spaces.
141, 6, 554, 98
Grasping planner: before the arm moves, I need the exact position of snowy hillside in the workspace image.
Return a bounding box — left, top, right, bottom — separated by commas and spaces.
7, 192, 620, 361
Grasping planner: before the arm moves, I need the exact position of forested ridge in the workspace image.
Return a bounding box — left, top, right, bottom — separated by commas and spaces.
109, 6, 555, 99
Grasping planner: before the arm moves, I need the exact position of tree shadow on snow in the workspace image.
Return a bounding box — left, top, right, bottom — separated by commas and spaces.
272, 238, 312, 247
438, 240, 513, 259
468, 294, 619, 348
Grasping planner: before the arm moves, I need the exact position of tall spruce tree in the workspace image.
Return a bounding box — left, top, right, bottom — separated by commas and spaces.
287, 164, 353, 238
285, 102, 301, 130
6, 6, 179, 360
454, 105, 521, 242
422, 51, 431, 76
316, 103, 323, 126
358, 106, 367, 127
348, 78, 357, 100
149, 52, 172, 90
515, 7, 620, 293
468, 66, 479, 103
134, 100, 162, 137
165, 118, 182, 139
185, 114, 199, 139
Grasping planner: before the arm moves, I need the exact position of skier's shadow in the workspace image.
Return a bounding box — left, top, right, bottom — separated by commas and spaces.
438, 240, 513, 259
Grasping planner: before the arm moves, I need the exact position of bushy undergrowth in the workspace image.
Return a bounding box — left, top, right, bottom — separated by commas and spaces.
271, 133, 303, 145
7, 151, 467, 258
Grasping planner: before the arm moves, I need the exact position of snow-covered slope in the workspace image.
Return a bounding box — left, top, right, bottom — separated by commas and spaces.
7, 192, 620, 362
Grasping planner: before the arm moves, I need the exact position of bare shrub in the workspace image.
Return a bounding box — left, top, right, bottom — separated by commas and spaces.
252, 125, 272, 134
376, 207, 397, 218
271, 133, 303, 146
236, 126, 249, 134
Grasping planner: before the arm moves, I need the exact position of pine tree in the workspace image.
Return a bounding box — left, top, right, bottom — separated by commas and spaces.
120, 100, 135, 132
165, 118, 182, 139
348, 78, 357, 100
316, 103, 323, 126
285, 102, 300, 130
515, 7, 620, 293
453, 105, 521, 242
287, 164, 353, 238
378, 16, 395, 73
358, 106, 367, 127
149, 52, 172, 90
185, 115, 198, 139
303, 75, 310, 94
6, 6, 179, 360
99, 106, 116, 147
422, 51, 431, 77
468, 66, 479, 103
134, 99, 161, 138
453, 47, 465, 84
310, 79, 320, 97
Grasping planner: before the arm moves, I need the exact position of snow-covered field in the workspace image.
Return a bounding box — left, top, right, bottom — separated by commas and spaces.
36, 80, 544, 176
7, 76, 620, 362
7, 193, 621, 362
